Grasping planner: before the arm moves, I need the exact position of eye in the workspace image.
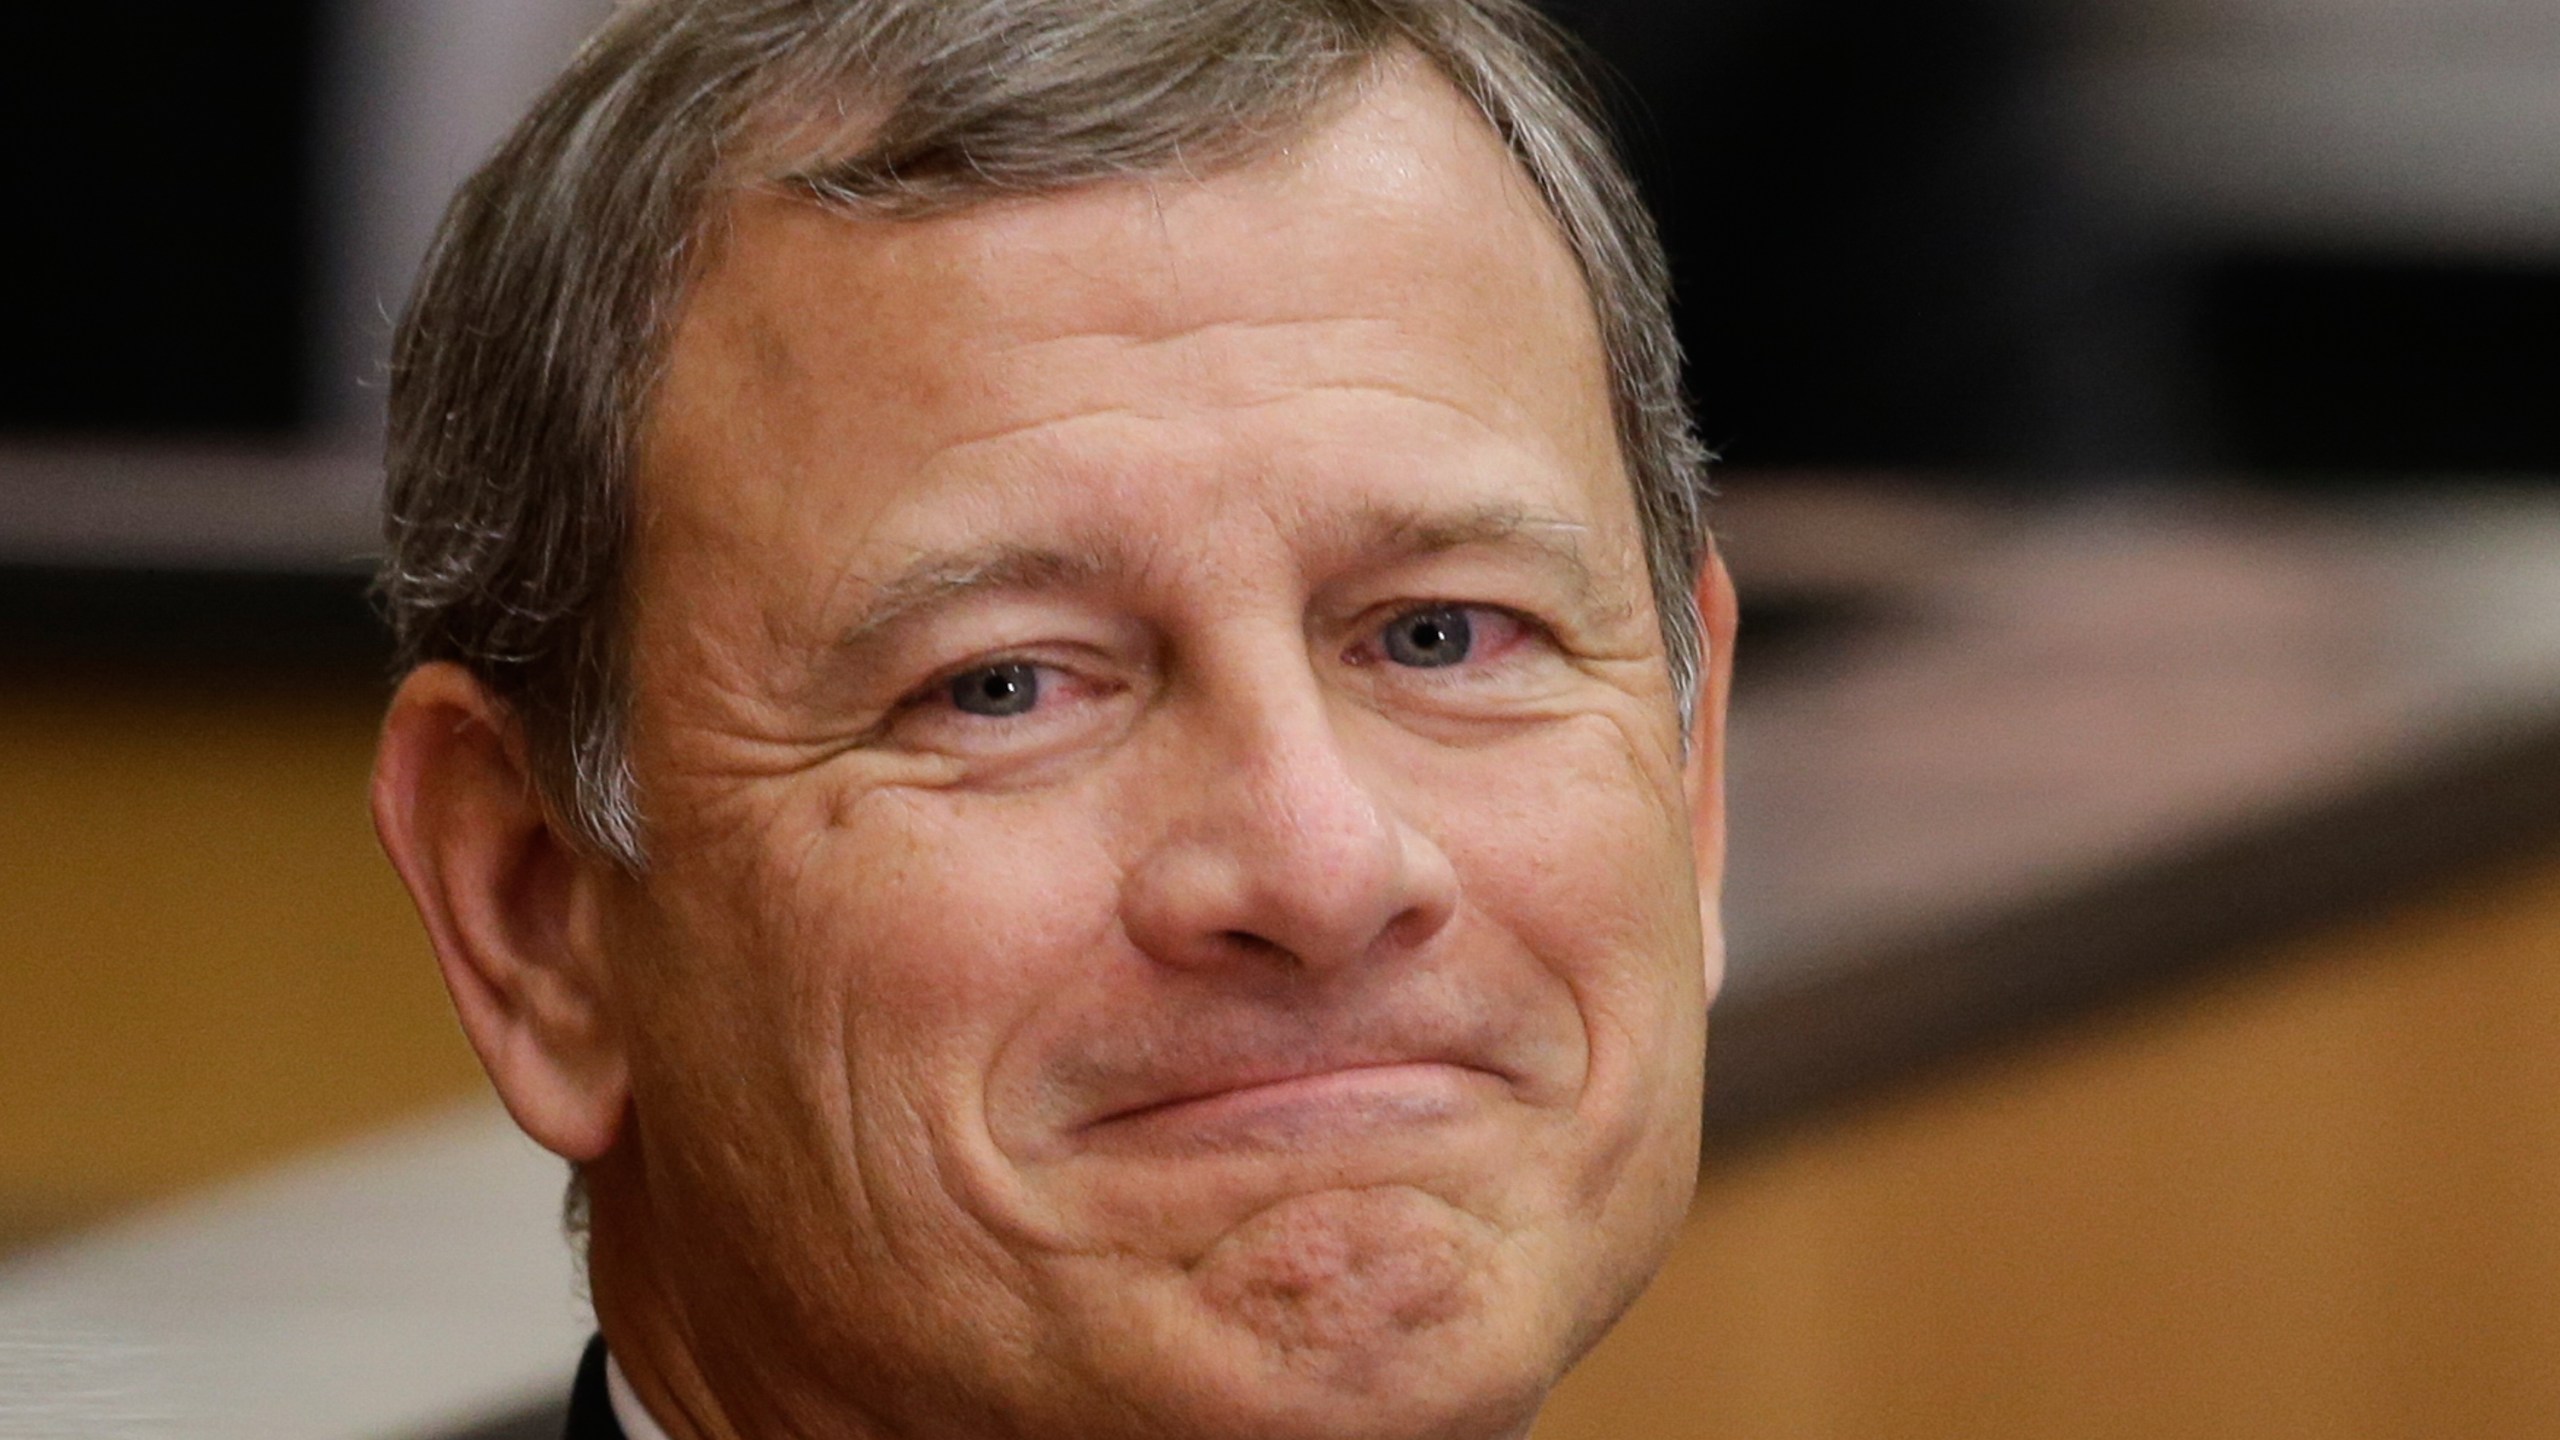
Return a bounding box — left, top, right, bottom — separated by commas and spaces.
947, 661, 1042, 717
1381, 605, 1475, 669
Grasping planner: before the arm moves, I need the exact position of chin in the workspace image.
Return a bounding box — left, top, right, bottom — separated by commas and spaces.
1111, 1322, 1557, 1440
1039, 1186, 1591, 1440
1171, 1367, 1550, 1440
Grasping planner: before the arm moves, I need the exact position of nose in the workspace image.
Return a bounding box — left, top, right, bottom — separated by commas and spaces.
1118, 680, 1460, 978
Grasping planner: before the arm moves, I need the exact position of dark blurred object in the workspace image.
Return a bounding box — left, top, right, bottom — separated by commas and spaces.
1551, 0, 2067, 472
1544, 0, 2560, 479
0, 566, 386, 686
0, 4, 326, 437
0, 4, 609, 577
2202, 254, 2560, 476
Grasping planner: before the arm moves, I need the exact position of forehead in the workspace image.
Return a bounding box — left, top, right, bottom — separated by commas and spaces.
641, 62, 1624, 578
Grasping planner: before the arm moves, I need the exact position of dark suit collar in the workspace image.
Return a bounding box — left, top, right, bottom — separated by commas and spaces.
563, 1335, 629, 1440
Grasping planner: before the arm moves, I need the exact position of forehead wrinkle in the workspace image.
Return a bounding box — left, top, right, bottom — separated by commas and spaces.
989, 313, 1396, 357
931, 317, 1532, 467
930, 401, 1162, 468
976, 314, 1406, 392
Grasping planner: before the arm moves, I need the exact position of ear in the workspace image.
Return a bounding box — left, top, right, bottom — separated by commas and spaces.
372, 662, 629, 1162
1684, 545, 1739, 1001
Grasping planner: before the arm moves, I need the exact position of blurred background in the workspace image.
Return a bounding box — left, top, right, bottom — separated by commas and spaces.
4, 1, 2558, 1436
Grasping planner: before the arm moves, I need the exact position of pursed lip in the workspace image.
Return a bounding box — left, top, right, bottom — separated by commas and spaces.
996, 996, 1563, 1164
1054, 1033, 1526, 1157
1080, 1057, 1510, 1133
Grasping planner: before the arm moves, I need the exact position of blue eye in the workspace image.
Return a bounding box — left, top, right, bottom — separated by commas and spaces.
949, 662, 1041, 717
1382, 606, 1474, 669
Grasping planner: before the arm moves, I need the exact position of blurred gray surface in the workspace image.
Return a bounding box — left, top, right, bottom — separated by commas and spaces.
0, 1105, 586, 1440
2055, 0, 2560, 259
1710, 481, 2560, 1131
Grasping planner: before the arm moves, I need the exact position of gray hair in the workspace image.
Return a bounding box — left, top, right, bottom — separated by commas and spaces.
380, 0, 1710, 868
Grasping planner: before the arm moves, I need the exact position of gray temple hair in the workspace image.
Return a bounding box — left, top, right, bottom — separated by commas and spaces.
379, 0, 1711, 869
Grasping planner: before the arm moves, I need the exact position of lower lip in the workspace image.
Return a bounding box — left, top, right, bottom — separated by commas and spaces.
1082, 1063, 1501, 1155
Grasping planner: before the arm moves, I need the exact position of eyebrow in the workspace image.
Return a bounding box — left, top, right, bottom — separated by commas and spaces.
833, 543, 1117, 653
829, 500, 1613, 653
1350, 501, 1605, 610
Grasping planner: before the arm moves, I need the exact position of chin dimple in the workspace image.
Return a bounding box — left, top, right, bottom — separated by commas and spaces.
1193, 1188, 1478, 1359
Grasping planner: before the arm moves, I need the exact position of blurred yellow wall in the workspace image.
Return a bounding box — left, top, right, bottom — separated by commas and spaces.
0, 683, 482, 1248
1544, 842, 2560, 1439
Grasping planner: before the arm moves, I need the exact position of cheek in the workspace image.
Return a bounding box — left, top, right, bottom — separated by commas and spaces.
648, 765, 1129, 1050
785, 778, 1137, 1229
626, 768, 1128, 1165
813, 782, 1129, 1047
1410, 718, 1705, 1171
1425, 719, 1701, 1011
613, 775, 1134, 1327
1388, 717, 1705, 1294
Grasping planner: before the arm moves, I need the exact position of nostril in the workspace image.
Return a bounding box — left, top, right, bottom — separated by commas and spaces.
1383, 902, 1448, 951
1219, 929, 1291, 963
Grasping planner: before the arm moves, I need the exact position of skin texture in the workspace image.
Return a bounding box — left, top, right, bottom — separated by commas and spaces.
374, 59, 1735, 1440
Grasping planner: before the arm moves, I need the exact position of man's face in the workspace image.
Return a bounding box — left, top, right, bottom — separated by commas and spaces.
599, 64, 1722, 1440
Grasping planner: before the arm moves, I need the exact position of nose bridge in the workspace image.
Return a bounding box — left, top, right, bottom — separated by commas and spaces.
1122, 637, 1457, 973
1233, 678, 1396, 890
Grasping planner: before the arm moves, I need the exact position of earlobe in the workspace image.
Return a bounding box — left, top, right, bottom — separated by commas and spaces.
372, 663, 630, 1162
